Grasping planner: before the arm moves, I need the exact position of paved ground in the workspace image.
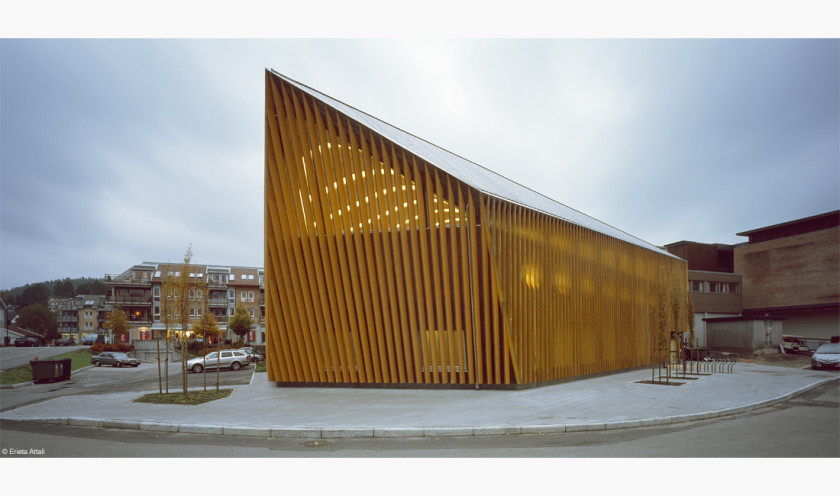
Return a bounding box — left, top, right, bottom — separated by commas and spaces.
1, 361, 836, 439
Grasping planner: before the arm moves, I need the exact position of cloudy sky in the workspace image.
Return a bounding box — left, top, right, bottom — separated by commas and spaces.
1, 37, 838, 290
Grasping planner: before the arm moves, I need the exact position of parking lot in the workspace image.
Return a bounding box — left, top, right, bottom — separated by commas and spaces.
0, 354, 256, 413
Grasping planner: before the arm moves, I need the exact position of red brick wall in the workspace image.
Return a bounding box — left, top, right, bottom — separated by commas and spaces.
735, 227, 840, 310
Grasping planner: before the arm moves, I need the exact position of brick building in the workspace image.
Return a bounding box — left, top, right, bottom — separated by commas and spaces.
667, 210, 840, 351
664, 241, 743, 347
734, 210, 840, 340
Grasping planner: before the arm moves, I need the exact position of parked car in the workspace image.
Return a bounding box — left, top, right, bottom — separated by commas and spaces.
187, 350, 250, 373
811, 342, 840, 370
82, 334, 103, 345
91, 352, 140, 368
55, 337, 76, 346
239, 347, 265, 363
14, 337, 41, 347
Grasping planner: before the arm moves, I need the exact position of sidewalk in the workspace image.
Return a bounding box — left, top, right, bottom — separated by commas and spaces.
1, 362, 836, 439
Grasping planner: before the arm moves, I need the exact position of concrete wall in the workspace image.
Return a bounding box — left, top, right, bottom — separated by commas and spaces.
132, 339, 182, 362
692, 312, 741, 347
782, 309, 840, 340
707, 318, 784, 354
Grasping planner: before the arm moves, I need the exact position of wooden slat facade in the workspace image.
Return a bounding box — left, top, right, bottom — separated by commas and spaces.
265, 71, 687, 388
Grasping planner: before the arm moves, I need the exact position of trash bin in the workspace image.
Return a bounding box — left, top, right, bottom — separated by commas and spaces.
30, 358, 72, 384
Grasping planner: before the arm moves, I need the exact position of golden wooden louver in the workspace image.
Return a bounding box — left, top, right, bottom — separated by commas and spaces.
264, 70, 687, 389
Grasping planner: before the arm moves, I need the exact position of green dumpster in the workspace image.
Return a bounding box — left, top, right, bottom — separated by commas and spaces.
30, 358, 72, 384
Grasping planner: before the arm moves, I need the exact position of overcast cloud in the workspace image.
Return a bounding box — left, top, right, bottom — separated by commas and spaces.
1, 38, 838, 290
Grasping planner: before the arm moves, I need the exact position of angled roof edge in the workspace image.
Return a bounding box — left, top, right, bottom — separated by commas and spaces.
268, 69, 679, 260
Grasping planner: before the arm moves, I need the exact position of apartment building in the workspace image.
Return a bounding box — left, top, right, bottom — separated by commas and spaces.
49, 294, 111, 341
106, 263, 265, 345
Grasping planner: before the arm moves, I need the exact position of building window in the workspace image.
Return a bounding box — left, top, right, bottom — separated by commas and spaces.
248, 291, 255, 302
241, 291, 247, 302
154, 306, 160, 318
228, 289, 235, 303
249, 309, 255, 318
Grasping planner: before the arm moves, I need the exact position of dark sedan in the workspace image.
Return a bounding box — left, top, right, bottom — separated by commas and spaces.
14, 337, 41, 347
91, 352, 140, 368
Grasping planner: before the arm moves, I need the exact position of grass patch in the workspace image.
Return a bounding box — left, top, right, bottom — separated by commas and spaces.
255, 361, 266, 373
133, 388, 233, 405
0, 348, 94, 385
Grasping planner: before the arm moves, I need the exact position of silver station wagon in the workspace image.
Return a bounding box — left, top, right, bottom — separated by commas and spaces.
187, 350, 250, 373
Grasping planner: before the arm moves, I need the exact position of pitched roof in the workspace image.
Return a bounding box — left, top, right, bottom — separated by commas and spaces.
270, 70, 677, 259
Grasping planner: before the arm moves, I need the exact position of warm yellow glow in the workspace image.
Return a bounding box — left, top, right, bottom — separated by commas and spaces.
524, 265, 539, 289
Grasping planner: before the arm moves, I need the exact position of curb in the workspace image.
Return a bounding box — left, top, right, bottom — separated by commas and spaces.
7, 376, 834, 439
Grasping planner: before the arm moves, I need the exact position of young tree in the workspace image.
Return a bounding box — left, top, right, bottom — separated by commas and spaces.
104, 309, 130, 345
228, 305, 254, 346
161, 247, 206, 399
17, 304, 59, 342
192, 311, 219, 391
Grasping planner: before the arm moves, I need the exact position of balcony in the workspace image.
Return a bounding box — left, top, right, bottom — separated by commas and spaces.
208, 297, 228, 307
57, 316, 78, 323
110, 296, 152, 306
105, 274, 151, 287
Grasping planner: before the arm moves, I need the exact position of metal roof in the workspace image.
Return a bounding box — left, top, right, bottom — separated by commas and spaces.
270, 70, 678, 259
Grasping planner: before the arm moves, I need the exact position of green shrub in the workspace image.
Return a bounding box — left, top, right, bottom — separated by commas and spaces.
90, 343, 135, 353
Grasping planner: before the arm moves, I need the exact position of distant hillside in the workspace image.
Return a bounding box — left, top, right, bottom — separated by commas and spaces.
1, 277, 108, 308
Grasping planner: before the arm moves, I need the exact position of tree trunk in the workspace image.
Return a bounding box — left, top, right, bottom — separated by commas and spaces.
156, 336, 162, 394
